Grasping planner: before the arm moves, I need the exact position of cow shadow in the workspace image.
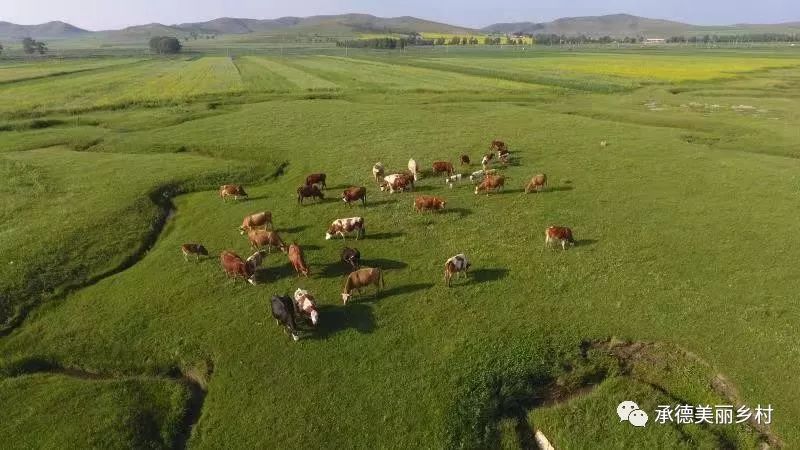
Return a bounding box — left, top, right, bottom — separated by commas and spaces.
378, 282, 435, 298
361, 258, 408, 270
470, 268, 509, 283
441, 207, 472, 218
411, 185, 437, 192
307, 304, 375, 339
575, 239, 598, 247
548, 186, 574, 192
367, 232, 405, 240
245, 195, 269, 201
318, 262, 352, 279
367, 199, 396, 207
256, 263, 296, 282
279, 225, 308, 234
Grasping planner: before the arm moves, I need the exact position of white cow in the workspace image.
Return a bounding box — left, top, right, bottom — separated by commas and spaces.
408, 159, 419, 181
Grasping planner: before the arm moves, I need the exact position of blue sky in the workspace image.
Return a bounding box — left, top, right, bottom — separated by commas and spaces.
2, 0, 798, 30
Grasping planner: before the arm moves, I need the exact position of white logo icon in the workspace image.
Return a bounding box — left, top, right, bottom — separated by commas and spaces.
617, 400, 649, 427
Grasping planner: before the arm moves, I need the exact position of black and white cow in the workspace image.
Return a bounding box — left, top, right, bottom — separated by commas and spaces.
444, 254, 471, 287
271, 295, 300, 341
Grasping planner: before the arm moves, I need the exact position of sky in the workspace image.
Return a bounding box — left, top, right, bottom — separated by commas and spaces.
1, 0, 799, 30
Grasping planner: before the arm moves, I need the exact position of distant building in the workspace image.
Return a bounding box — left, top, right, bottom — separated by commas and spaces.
644, 38, 666, 44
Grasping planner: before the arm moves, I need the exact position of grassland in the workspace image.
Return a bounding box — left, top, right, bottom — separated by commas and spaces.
1, 46, 799, 449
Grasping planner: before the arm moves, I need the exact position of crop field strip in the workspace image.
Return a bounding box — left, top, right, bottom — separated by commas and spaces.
0, 58, 144, 84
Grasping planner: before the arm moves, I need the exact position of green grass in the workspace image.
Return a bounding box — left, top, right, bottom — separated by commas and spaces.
1, 47, 799, 448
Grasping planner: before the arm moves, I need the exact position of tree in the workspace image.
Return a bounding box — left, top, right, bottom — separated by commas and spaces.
435, 37, 446, 45
0, 43, 3, 56
149, 36, 182, 54
22, 37, 47, 55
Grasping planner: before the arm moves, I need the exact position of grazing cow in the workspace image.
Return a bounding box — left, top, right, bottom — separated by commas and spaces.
380, 174, 413, 193
293, 288, 319, 326
445, 174, 462, 188
544, 226, 575, 250
239, 211, 272, 235
341, 267, 385, 304
600, 140, 608, 148
444, 254, 471, 287
498, 151, 511, 165
408, 159, 419, 181
287, 243, 311, 277
460, 154, 471, 166
414, 195, 446, 212
181, 244, 208, 261
305, 173, 327, 189
245, 250, 267, 273
341, 247, 361, 269
469, 169, 497, 182
372, 162, 385, 182
325, 217, 365, 240
474, 175, 506, 195
220, 250, 256, 285
432, 161, 454, 177
271, 295, 300, 341
342, 186, 367, 206
248, 229, 287, 253
525, 174, 548, 193
490, 140, 508, 153
219, 184, 248, 202
297, 185, 324, 204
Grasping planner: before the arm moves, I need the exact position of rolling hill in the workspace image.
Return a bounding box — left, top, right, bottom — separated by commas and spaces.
482, 14, 800, 37
0, 21, 89, 40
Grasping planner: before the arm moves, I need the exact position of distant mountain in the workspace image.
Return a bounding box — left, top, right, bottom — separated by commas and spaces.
482, 14, 800, 37
0, 20, 89, 40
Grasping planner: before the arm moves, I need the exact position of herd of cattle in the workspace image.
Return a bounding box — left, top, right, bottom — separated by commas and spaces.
184, 140, 576, 341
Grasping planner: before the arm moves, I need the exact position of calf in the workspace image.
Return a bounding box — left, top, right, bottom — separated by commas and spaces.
408, 159, 420, 181
444, 254, 471, 287
297, 185, 324, 204
544, 226, 575, 250
219, 184, 248, 202
245, 250, 267, 274
248, 229, 287, 253
414, 195, 446, 212
460, 154, 471, 166
239, 211, 272, 234
181, 244, 208, 261
287, 243, 311, 277
305, 173, 327, 189
341, 267, 384, 304
341, 247, 361, 269
271, 295, 300, 341
525, 174, 548, 193
372, 162, 385, 182
342, 186, 367, 206
432, 161, 454, 177
325, 217, 365, 240
474, 175, 505, 195
293, 288, 319, 326
220, 250, 256, 285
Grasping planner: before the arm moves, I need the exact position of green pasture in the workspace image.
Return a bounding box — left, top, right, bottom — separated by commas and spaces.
0, 47, 799, 449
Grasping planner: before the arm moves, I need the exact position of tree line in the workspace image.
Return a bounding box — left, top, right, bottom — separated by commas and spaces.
149, 36, 182, 54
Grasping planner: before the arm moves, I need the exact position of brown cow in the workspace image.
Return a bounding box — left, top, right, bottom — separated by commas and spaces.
219, 250, 256, 284
380, 175, 413, 194
297, 185, 324, 204
432, 161, 454, 177
248, 229, 287, 253
239, 211, 272, 235
544, 226, 575, 250
341, 186, 367, 207
287, 243, 311, 277
181, 244, 208, 261
490, 140, 507, 153
341, 267, 384, 304
525, 174, 548, 193
219, 184, 248, 202
474, 175, 505, 195
305, 173, 327, 189
414, 195, 446, 212
460, 154, 471, 166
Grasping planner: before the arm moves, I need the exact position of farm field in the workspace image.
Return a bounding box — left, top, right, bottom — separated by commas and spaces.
1, 47, 799, 449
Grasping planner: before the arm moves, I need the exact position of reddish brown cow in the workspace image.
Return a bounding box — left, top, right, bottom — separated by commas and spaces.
219, 184, 248, 202
325, 217, 365, 240
460, 154, 471, 166
288, 243, 311, 277
239, 211, 272, 234
219, 250, 256, 284
490, 140, 507, 152
432, 161, 454, 177
341, 267, 385, 304
414, 195, 446, 212
525, 174, 548, 193
305, 173, 327, 189
474, 175, 506, 195
248, 229, 287, 253
297, 185, 324, 204
544, 226, 575, 250
341, 186, 367, 206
